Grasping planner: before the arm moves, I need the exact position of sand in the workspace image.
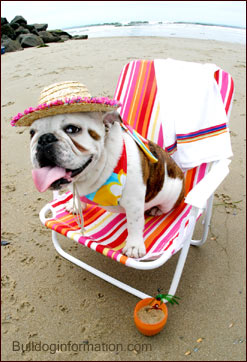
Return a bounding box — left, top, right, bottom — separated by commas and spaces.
1, 37, 246, 361
137, 306, 165, 325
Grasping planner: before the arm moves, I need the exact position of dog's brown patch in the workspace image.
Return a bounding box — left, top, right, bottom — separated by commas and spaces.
88, 129, 101, 141
138, 140, 184, 203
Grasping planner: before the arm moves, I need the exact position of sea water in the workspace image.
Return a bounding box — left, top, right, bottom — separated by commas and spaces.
64, 21, 246, 44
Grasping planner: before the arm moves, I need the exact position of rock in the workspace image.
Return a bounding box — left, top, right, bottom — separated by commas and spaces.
9, 22, 20, 30
18, 34, 44, 48
10, 15, 27, 26
1, 241, 10, 246
38, 31, 60, 43
72, 35, 88, 40
24, 24, 35, 31
1, 24, 16, 40
15, 26, 30, 37
31, 23, 48, 32
49, 30, 72, 39
24, 24, 38, 35
1, 35, 23, 52
1, 17, 8, 26
60, 35, 70, 41
1, 15, 75, 52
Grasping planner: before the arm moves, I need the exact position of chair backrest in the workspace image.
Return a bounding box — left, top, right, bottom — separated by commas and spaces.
114, 60, 234, 157
214, 68, 234, 118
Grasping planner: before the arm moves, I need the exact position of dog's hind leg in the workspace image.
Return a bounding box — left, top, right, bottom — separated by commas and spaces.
145, 206, 164, 216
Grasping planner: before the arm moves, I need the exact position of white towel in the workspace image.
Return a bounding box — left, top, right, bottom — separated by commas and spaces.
154, 59, 233, 169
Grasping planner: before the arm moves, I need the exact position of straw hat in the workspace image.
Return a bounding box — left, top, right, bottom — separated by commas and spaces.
11, 81, 121, 127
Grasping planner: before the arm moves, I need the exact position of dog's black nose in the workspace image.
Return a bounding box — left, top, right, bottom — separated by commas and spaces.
36, 133, 58, 167
38, 133, 58, 147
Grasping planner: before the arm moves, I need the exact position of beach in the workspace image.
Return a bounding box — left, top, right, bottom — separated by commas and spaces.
1, 37, 246, 361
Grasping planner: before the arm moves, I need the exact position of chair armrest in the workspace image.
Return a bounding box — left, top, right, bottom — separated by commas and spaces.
185, 159, 231, 209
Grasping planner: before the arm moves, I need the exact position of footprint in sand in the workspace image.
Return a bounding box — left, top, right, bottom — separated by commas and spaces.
59, 305, 69, 313
235, 63, 246, 68
20, 255, 35, 265
16, 301, 35, 317
1, 231, 17, 241
1, 276, 17, 306
2, 101, 14, 108
4, 184, 16, 192
1, 274, 17, 290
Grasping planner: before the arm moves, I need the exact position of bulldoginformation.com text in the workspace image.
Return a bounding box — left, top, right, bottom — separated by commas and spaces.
12, 341, 152, 354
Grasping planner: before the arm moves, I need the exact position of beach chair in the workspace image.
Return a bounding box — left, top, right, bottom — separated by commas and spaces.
40, 59, 234, 301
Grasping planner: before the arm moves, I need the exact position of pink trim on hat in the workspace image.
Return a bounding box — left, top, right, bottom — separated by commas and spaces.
11, 96, 122, 126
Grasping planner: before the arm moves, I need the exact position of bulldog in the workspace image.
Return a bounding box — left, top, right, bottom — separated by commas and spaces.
30, 110, 185, 258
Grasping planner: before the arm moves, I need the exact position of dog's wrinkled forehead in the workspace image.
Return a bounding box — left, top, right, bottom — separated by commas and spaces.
31, 112, 105, 134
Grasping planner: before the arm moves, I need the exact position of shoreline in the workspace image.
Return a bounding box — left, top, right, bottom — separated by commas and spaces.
2, 37, 246, 361
63, 20, 246, 30
67, 34, 246, 45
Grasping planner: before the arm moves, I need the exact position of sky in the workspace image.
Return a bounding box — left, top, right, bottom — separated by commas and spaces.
1, 1, 246, 30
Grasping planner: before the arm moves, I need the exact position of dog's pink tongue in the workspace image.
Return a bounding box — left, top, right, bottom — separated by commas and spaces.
32, 167, 70, 192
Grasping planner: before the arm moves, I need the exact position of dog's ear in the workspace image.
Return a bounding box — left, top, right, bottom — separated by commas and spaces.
102, 111, 122, 131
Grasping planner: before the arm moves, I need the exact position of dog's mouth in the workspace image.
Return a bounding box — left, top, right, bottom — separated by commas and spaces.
32, 156, 93, 193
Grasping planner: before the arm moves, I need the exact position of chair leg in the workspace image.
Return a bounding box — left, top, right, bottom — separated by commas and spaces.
190, 193, 214, 247
52, 230, 151, 300
167, 207, 197, 298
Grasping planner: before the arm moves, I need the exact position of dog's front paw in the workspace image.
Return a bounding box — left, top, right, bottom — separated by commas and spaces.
65, 198, 87, 214
122, 239, 146, 258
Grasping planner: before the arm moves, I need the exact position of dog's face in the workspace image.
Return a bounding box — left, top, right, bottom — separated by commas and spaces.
30, 111, 119, 191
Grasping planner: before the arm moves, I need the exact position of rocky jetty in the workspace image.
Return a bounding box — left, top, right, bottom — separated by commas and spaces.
1, 15, 88, 53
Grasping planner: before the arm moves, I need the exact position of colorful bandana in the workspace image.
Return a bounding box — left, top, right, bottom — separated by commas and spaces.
80, 142, 127, 207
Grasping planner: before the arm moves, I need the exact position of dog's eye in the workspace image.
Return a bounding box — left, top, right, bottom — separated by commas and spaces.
30, 129, 35, 138
64, 125, 81, 134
